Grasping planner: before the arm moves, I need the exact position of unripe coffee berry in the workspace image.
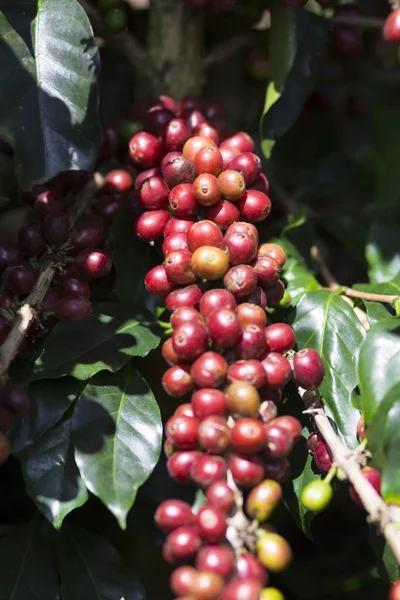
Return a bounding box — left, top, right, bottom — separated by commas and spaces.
301, 480, 333, 513
256, 533, 292, 572
246, 479, 282, 521
193, 174, 221, 206
191, 246, 229, 280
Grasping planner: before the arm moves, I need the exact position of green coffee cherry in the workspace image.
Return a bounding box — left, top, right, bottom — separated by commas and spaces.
260, 588, 285, 600
256, 533, 292, 572
246, 479, 282, 522
301, 480, 333, 513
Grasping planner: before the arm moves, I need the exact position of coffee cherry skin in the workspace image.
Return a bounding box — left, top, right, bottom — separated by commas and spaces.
293, 348, 325, 390
0, 242, 23, 274
200, 289, 237, 320
196, 545, 235, 578
206, 480, 234, 513
166, 285, 203, 313
187, 221, 223, 252
231, 418, 265, 454
4, 262, 37, 295
224, 231, 258, 267
227, 360, 266, 389
264, 424, 293, 458
175, 403, 195, 418
139, 177, 169, 210
166, 415, 200, 449
261, 353, 292, 389
135, 210, 171, 242
165, 250, 196, 285
269, 416, 302, 444
195, 505, 227, 543
313, 439, 333, 473
265, 323, 295, 354
69, 218, 107, 251
198, 416, 230, 454
236, 553, 268, 586
129, 132, 162, 167
155, 500, 194, 531
205, 200, 240, 230
222, 578, 262, 600
164, 526, 202, 563
191, 351, 228, 388
243, 286, 267, 309
34, 190, 65, 214
145, 265, 177, 298
183, 136, 218, 161
75, 249, 112, 279
206, 308, 241, 348
384, 9, 400, 43
169, 184, 198, 217
227, 152, 262, 186
163, 232, 190, 257
191, 571, 225, 600
306, 432, 319, 453
164, 118, 191, 152
225, 381, 260, 418
389, 580, 400, 600
164, 216, 197, 239
229, 453, 265, 488
253, 256, 280, 287
237, 190, 271, 222
237, 303, 267, 328
163, 154, 197, 189
257, 243, 286, 268
104, 168, 134, 193
168, 451, 202, 484
235, 325, 266, 360
18, 221, 46, 257
195, 146, 223, 176
170, 566, 198, 596
301, 480, 333, 513
135, 167, 162, 190
221, 131, 255, 153
191, 246, 229, 280
162, 365, 194, 397
192, 389, 228, 419
162, 338, 182, 366
54, 296, 92, 321
60, 277, 91, 299
42, 211, 70, 245
256, 533, 292, 572
264, 281, 285, 306
190, 454, 227, 487
246, 479, 282, 522
171, 306, 203, 329
193, 174, 221, 206
349, 466, 382, 508
224, 265, 258, 299
218, 170, 246, 202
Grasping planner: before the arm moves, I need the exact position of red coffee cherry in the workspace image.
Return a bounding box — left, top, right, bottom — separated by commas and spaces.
263, 457, 290, 483
242, 286, 267, 309
246, 479, 282, 522
163, 526, 202, 563
227, 360, 266, 389
164, 216, 197, 239
222, 578, 262, 600
162, 154, 196, 189
270, 416, 302, 444
235, 325, 266, 360
95, 195, 124, 223
190, 454, 227, 487
236, 553, 268, 586
349, 466, 382, 508
250, 173, 269, 194
389, 580, 400, 600
205, 200, 240, 230
261, 353, 292, 389
198, 416, 230, 453
144, 105, 174, 135
225, 381, 260, 418
4, 262, 37, 295
313, 439, 333, 473
193, 173, 222, 207
170, 566, 198, 596
169, 184, 198, 217
264, 424, 293, 458
265, 323, 295, 354
166, 284, 203, 313
69, 218, 107, 251
18, 221, 46, 257
206, 481, 234, 513
145, 265, 177, 298
206, 308, 241, 348
200, 289, 237, 320
60, 277, 91, 299
175, 403, 195, 418
191, 388, 228, 420
135, 210, 171, 242
0, 242, 23, 274
134, 167, 162, 190
129, 132, 162, 167
75, 249, 112, 279
163, 232, 189, 257
187, 221, 223, 252
306, 432, 319, 453
166, 415, 200, 449
220, 146, 240, 171
224, 231, 258, 267
253, 256, 280, 286
139, 177, 169, 210
164, 118, 191, 152
183, 136, 218, 161
165, 250, 196, 285
191, 351, 228, 388
162, 338, 181, 366
218, 170, 246, 202
171, 306, 203, 329
195, 505, 227, 543
264, 281, 285, 306
182, 108, 206, 131
195, 146, 224, 176
195, 122, 220, 145
224, 265, 257, 299
34, 190, 65, 214
384, 9, 400, 43
162, 365, 195, 397
155, 500, 194, 531
220, 132, 255, 153
168, 450, 202, 484
196, 545, 235, 578
227, 152, 262, 186
104, 168, 134, 193
257, 243, 286, 268
237, 190, 272, 222
293, 349, 325, 390
172, 322, 209, 361
191, 246, 229, 280
42, 211, 70, 245
237, 303, 267, 328
55, 296, 92, 321
231, 418, 265, 454
191, 571, 225, 600
228, 453, 265, 488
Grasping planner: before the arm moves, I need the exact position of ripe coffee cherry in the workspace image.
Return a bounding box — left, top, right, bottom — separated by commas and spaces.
18, 222, 46, 257
175, 403, 195, 418
162, 365, 194, 397
183, 136, 217, 161
4, 262, 37, 295
166, 415, 200, 449
264, 424, 293, 458
237, 190, 271, 222
270, 416, 302, 444
41, 211, 70, 245
192, 389, 228, 420
196, 545, 235, 578
237, 303, 267, 328
256, 533, 292, 572
389, 580, 400, 600
139, 177, 169, 210
171, 306, 203, 329
200, 289, 236, 320
235, 325, 266, 360
263, 457, 290, 483
55, 296, 92, 321
226, 381, 260, 418
231, 418, 265, 454
162, 338, 181, 365
190, 454, 227, 487
95, 195, 123, 223
172, 322, 208, 360
170, 566, 198, 596
246, 479, 282, 522
34, 190, 65, 214
145, 265, 177, 298
135, 210, 171, 242
192, 571, 225, 600
224, 232, 258, 267
198, 416, 230, 453
264, 281, 285, 307
254, 256, 280, 287
193, 173, 221, 206
313, 439, 333, 473
75, 249, 112, 279
145, 105, 174, 136
384, 9, 400, 43
0, 382, 31, 415
195, 146, 223, 176
205, 200, 240, 230
165, 250, 196, 285
0, 242, 22, 274
162, 154, 196, 188
218, 170, 246, 202
191, 246, 229, 280
227, 360, 266, 389
250, 173, 270, 194
301, 480, 333, 513
221, 132, 255, 153
164, 118, 191, 152
261, 353, 292, 389
135, 167, 162, 190
169, 184, 197, 217
104, 169, 134, 193
164, 526, 202, 563
293, 349, 325, 390
168, 450, 202, 484
155, 500, 194, 531
206, 481, 234, 513
229, 454, 265, 488
357, 413, 366, 440
60, 277, 90, 299
265, 323, 295, 354
191, 351, 228, 388
187, 221, 223, 252
222, 578, 262, 600
236, 553, 268, 586
206, 308, 241, 348
242, 286, 267, 309
129, 132, 162, 167
69, 218, 107, 251
163, 233, 189, 257
258, 243, 286, 268
224, 265, 257, 299
227, 152, 262, 187
166, 284, 203, 312
182, 108, 205, 131
195, 505, 227, 543
0, 291, 13, 311
350, 466, 382, 508
164, 216, 197, 239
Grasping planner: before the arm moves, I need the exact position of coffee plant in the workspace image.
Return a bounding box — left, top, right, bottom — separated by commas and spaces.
0, 0, 400, 598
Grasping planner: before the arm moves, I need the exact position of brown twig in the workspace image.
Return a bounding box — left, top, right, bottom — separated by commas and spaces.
335, 287, 398, 304
300, 389, 400, 566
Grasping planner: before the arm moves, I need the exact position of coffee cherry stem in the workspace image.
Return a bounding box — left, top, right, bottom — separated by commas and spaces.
324, 467, 337, 486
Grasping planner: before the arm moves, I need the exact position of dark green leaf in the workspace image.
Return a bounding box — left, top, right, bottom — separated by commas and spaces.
73, 365, 162, 528
0, 0, 100, 189
292, 290, 366, 447
282, 256, 320, 306
369, 525, 400, 584
10, 377, 80, 452
363, 301, 394, 327
20, 412, 88, 529
353, 276, 400, 297
31, 302, 160, 381
58, 523, 145, 600
366, 223, 400, 283
0, 516, 59, 600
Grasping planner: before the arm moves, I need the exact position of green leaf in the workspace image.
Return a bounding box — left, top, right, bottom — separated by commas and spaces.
369, 525, 400, 584
0, 516, 60, 600
363, 301, 394, 327
366, 223, 400, 283
20, 412, 88, 529
10, 377, 80, 452
58, 523, 145, 600
73, 365, 162, 529
31, 302, 161, 381
353, 276, 400, 297
282, 256, 320, 306
292, 290, 366, 447
0, 0, 100, 190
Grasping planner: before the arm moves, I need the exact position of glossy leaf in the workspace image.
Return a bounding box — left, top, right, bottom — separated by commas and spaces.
31, 302, 160, 381
292, 290, 366, 447
10, 377, 80, 452
73, 365, 162, 529
0, 0, 100, 189
282, 256, 320, 306
369, 525, 400, 584
353, 276, 400, 298
366, 223, 400, 283
20, 412, 88, 529
0, 516, 60, 600
58, 523, 145, 600
363, 301, 394, 327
